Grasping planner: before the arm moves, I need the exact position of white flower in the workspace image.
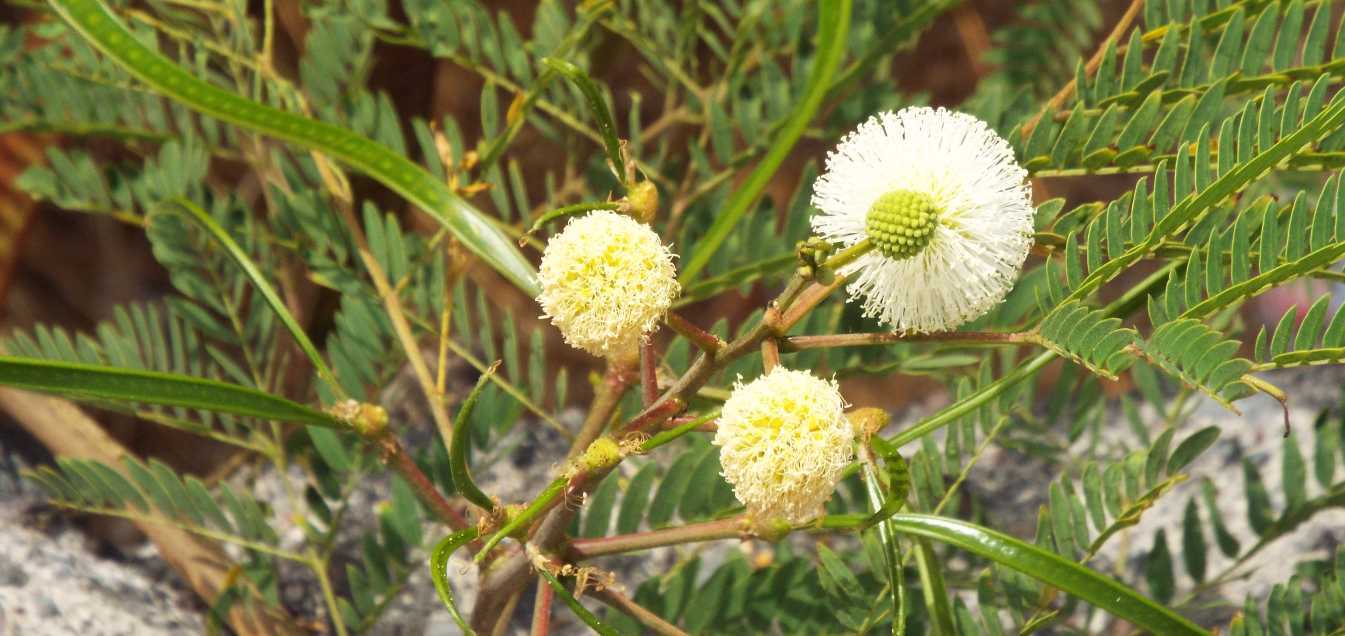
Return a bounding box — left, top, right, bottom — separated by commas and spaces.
713, 368, 853, 524
537, 211, 679, 360
811, 107, 1034, 333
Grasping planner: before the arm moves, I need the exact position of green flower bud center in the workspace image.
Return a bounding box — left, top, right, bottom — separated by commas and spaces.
865, 190, 941, 260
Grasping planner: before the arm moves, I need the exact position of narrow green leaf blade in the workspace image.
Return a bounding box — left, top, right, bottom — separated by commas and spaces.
886, 514, 1207, 636
0, 356, 341, 427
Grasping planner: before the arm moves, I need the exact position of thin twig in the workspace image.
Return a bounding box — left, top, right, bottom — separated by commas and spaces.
312, 157, 464, 521
761, 338, 780, 371
640, 340, 659, 407
568, 517, 743, 559
664, 312, 726, 355
590, 587, 689, 636
1020, 0, 1145, 140
374, 432, 470, 531
781, 331, 1036, 351
531, 578, 555, 636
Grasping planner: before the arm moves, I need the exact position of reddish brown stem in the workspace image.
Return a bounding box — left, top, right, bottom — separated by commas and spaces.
661, 415, 718, 433
530, 576, 554, 636
471, 364, 634, 629
568, 517, 744, 559
779, 277, 847, 332
376, 433, 470, 531
782, 331, 1036, 351
616, 397, 685, 438
591, 587, 689, 636
761, 338, 780, 371
640, 340, 659, 407
665, 312, 725, 354
473, 272, 824, 629
565, 363, 634, 462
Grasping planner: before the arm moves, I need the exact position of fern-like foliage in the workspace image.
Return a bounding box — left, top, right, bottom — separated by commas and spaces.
1223, 545, 1345, 635
1021, 0, 1345, 175
1252, 293, 1345, 369
4, 302, 269, 449
1034, 299, 1139, 380
27, 456, 280, 547
1134, 317, 1255, 411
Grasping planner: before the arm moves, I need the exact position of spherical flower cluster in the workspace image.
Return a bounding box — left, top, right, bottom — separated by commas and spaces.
713, 367, 854, 524
537, 211, 679, 360
811, 106, 1034, 333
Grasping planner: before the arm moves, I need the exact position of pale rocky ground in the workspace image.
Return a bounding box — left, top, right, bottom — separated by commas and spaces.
0, 473, 203, 635
0, 366, 1342, 634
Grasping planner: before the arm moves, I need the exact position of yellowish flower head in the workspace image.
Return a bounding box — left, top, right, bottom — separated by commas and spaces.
713, 368, 854, 524
537, 211, 679, 360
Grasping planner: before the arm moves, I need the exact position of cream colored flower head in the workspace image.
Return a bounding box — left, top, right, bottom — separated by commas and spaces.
811, 107, 1034, 333
537, 210, 679, 360
713, 367, 854, 524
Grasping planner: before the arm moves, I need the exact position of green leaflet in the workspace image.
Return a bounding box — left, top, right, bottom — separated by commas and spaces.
48, 0, 539, 296
887, 514, 1208, 636
0, 356, 342, 427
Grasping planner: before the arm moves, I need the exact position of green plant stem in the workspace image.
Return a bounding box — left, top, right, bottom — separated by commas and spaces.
48, 0, 539, 295
887, 514, 1208, 636
525, 201, 622, 237
1177, 483, 1345, 606
307, 549, 350, 636
913, 537, 957, 636
887, 259, 1178, 449
476, 478, 567, 560
156, 198, 343, 397
450, 365, 500, 512
534, 568, 620, 636
823, 238, 875, 272
890, 352, 1056, 448
475, 4, 610, 172
472, 225, 880, 629
861, 456, 905, 635
933, 415, 1012, 516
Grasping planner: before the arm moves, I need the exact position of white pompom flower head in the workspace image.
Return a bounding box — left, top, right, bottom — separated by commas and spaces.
713, 367, 854, 524
536, 210, 679, 361
811, 107, 1035, 333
